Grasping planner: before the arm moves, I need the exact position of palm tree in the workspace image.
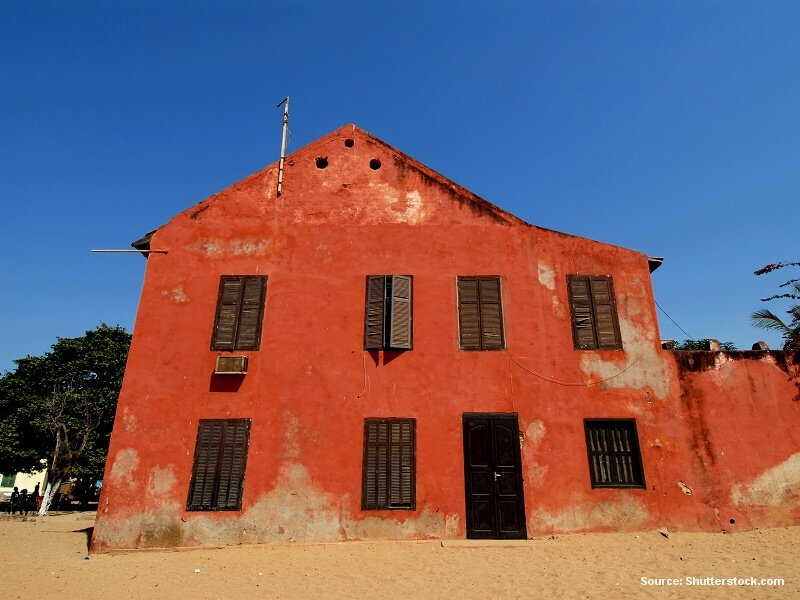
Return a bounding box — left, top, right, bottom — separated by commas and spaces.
751, 280, 800, 351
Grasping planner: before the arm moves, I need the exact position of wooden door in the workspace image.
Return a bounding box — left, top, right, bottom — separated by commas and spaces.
463, 413, 527, 539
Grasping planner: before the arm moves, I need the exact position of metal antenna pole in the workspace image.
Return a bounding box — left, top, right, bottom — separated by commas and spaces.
276, 96, 290, 196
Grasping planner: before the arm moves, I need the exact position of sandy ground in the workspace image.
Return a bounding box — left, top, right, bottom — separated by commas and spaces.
1, 512, 797, 599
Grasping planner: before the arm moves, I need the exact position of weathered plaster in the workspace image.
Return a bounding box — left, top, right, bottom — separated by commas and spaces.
109, 448, 139, 488
532, 496, 650, 532
731, 452, 800, 507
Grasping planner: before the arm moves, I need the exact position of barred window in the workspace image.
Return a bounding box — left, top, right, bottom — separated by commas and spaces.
584, 419, 645, 488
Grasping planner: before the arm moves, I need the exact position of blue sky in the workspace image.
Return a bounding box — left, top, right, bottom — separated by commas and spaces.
1, 1, 797, 371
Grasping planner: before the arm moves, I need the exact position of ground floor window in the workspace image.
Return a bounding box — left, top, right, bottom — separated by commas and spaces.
187, 419, 251, 511
584, 419, 645, 488
362, 418, 416, 510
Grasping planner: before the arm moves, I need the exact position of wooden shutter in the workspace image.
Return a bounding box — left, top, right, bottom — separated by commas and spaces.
362, 418, 415, 510
212, 277, 245, 350
388, 420, 415, 508
388, 275, 412, 349
457, 278, 481, 350
458, 277, 504, 350
235, 277, 267, 350
187, 421, 223, 510
567, 275, 621, 350
214, 420, 250, 509
590, 277, 621, 350
211, 276, 267, 351
364, 276, 387, 350
584, 420, 644, 488
187, 419, 251, 511
479, 278, 504, 350
567, 275, 597, 349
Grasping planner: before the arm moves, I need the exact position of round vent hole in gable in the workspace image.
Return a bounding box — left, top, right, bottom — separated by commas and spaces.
344, 139, 355, 147
369, 159, 381, 170
316, 157, 328, 169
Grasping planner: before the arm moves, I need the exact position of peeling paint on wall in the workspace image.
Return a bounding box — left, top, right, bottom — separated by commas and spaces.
109, 448, 139, 488
533, 496, 649, 532
537, 261, 556, 291
192, 239, 272, 256
731, 452, 800, 507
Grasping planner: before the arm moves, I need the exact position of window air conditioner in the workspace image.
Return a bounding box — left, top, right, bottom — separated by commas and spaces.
214, 355, 248, 375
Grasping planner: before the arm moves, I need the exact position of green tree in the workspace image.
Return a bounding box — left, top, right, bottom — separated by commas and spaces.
675, 339, 737, 351
0, 324, 130, 514
751, 261, 800, 351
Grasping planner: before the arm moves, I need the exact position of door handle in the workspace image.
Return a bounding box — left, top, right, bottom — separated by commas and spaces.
493, 472, 501, 480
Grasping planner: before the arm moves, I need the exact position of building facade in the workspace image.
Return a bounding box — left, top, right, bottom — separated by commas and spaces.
91, 125, 800, 549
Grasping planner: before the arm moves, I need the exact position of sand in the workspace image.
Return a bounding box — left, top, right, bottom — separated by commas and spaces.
1, 511, 797, 599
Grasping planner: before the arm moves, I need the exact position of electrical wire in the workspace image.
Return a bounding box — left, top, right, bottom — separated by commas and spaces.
509, 354, 644, 387
655, 299, 694, 339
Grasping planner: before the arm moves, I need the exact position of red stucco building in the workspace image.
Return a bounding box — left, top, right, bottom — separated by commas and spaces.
92, 125, 800, 549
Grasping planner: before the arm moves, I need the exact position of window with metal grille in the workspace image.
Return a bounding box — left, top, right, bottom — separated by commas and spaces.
211, 276, 268, 351
584, 419, 645, 488
567, 275, 622, 350
457, 276, 505, 350
364, 275, 413, 350
187, 419, 251, 511
361, 418, 416, 510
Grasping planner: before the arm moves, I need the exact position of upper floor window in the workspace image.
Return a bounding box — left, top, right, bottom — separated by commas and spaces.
211, 276, 268, 351
566, 275, 622, 350
364, 275, 413, 350
457, 276, 505, 350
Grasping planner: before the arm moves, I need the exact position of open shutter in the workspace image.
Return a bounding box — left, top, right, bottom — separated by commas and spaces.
478, 278, 504, 350
364, 276, 386, 350
389, 275, 412, 349
567, 275, 598, 349
212, 277, 245, 350
457, 278, 481, 350
590, 277, 621, 350
235, 277, 267, 350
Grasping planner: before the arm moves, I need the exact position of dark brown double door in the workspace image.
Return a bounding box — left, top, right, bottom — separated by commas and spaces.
463, 413, 527, 539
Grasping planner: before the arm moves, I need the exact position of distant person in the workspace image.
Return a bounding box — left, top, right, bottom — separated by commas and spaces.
9, 487, 19, 515
19, 489, 28, 516
33, 483, 41, 511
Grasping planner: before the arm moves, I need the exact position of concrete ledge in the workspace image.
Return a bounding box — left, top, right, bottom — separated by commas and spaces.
441, 539, 533, 548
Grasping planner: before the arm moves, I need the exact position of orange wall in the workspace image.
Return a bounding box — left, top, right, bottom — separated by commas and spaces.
92, 126, 800, 549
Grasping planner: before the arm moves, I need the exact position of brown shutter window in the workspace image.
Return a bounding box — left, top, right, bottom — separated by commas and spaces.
584, 419, 645, 488
211, 276, 267, 351
363, 275, 413, 350
457, 276, 505, 350
187, 419, 251, 511
362, 418, 416, 510
567, 275, 622, 351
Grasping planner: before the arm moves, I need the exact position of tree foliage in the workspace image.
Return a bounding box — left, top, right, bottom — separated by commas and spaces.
674, 339, 737, 351
751, 261, 800, 351
0, 324, 130, 511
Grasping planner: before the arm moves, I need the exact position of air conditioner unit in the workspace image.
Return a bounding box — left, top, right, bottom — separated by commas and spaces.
214, 355, 248, 375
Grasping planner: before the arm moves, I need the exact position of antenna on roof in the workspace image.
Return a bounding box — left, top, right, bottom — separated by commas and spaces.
276, 96, 290, 196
